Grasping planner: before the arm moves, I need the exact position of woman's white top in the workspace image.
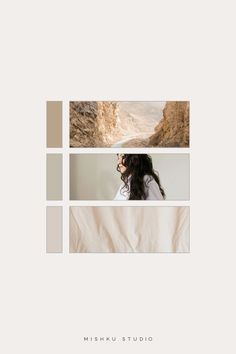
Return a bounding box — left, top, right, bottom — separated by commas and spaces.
114, 175, 164, 200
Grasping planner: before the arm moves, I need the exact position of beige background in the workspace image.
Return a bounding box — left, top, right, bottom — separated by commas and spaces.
70, 153, 189, 200
1, 1, 235, 354
47, 154, 62, 200
46, 207, 62, 253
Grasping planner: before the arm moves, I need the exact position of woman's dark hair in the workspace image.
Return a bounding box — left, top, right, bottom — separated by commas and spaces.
117, 154, 165, 200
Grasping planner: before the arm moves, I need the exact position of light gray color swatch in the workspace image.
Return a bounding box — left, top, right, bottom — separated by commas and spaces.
46, 207, 63, 253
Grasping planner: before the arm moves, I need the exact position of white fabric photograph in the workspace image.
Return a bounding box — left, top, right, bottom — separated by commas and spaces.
70, 206, 190, 253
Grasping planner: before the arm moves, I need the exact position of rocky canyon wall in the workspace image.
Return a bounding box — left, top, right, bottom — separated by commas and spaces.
148, 101, 189, 147
70, 102, 119, 147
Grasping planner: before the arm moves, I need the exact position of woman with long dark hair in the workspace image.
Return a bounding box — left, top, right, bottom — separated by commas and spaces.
114, 154, 165, 200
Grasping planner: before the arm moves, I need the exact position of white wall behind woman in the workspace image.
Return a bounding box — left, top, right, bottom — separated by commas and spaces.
70, 154, 189, 200
70, 154, 121, 200
151, 154, 189, 200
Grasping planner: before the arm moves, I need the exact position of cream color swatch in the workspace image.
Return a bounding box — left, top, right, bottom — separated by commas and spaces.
46, 207, 63, 253
47, 154, 62, 200
46, 101, 62, 147
70, 206, 190, 253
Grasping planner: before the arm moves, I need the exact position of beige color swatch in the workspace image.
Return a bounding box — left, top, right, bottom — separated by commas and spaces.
46, 207, 63, 253
70, 206, 190, 253
47, 154, 62, 200
47, 101, 62, 147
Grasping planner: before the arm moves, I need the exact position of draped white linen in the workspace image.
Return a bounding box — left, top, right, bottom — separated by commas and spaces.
70, 206, 189, 253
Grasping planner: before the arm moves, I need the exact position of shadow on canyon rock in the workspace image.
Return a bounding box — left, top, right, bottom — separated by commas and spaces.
148, 101, 189, 147
70, 101, 121, 147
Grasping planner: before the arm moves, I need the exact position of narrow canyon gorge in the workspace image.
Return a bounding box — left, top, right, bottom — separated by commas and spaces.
70, 101, 189, 148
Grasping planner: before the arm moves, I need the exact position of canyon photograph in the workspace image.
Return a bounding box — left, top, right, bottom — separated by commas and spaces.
70, 101, 189, 148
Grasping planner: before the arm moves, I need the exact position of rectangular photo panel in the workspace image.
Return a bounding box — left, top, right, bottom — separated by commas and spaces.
70, 206, 190, 253
70, 153, 190, 201
70, 101, 189, 148
46, 154, 63, 200
46, 207, 63, 253
46, 101, 62, 147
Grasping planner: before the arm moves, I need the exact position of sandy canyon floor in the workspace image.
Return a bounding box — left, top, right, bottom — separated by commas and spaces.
110, 102, 165, 147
